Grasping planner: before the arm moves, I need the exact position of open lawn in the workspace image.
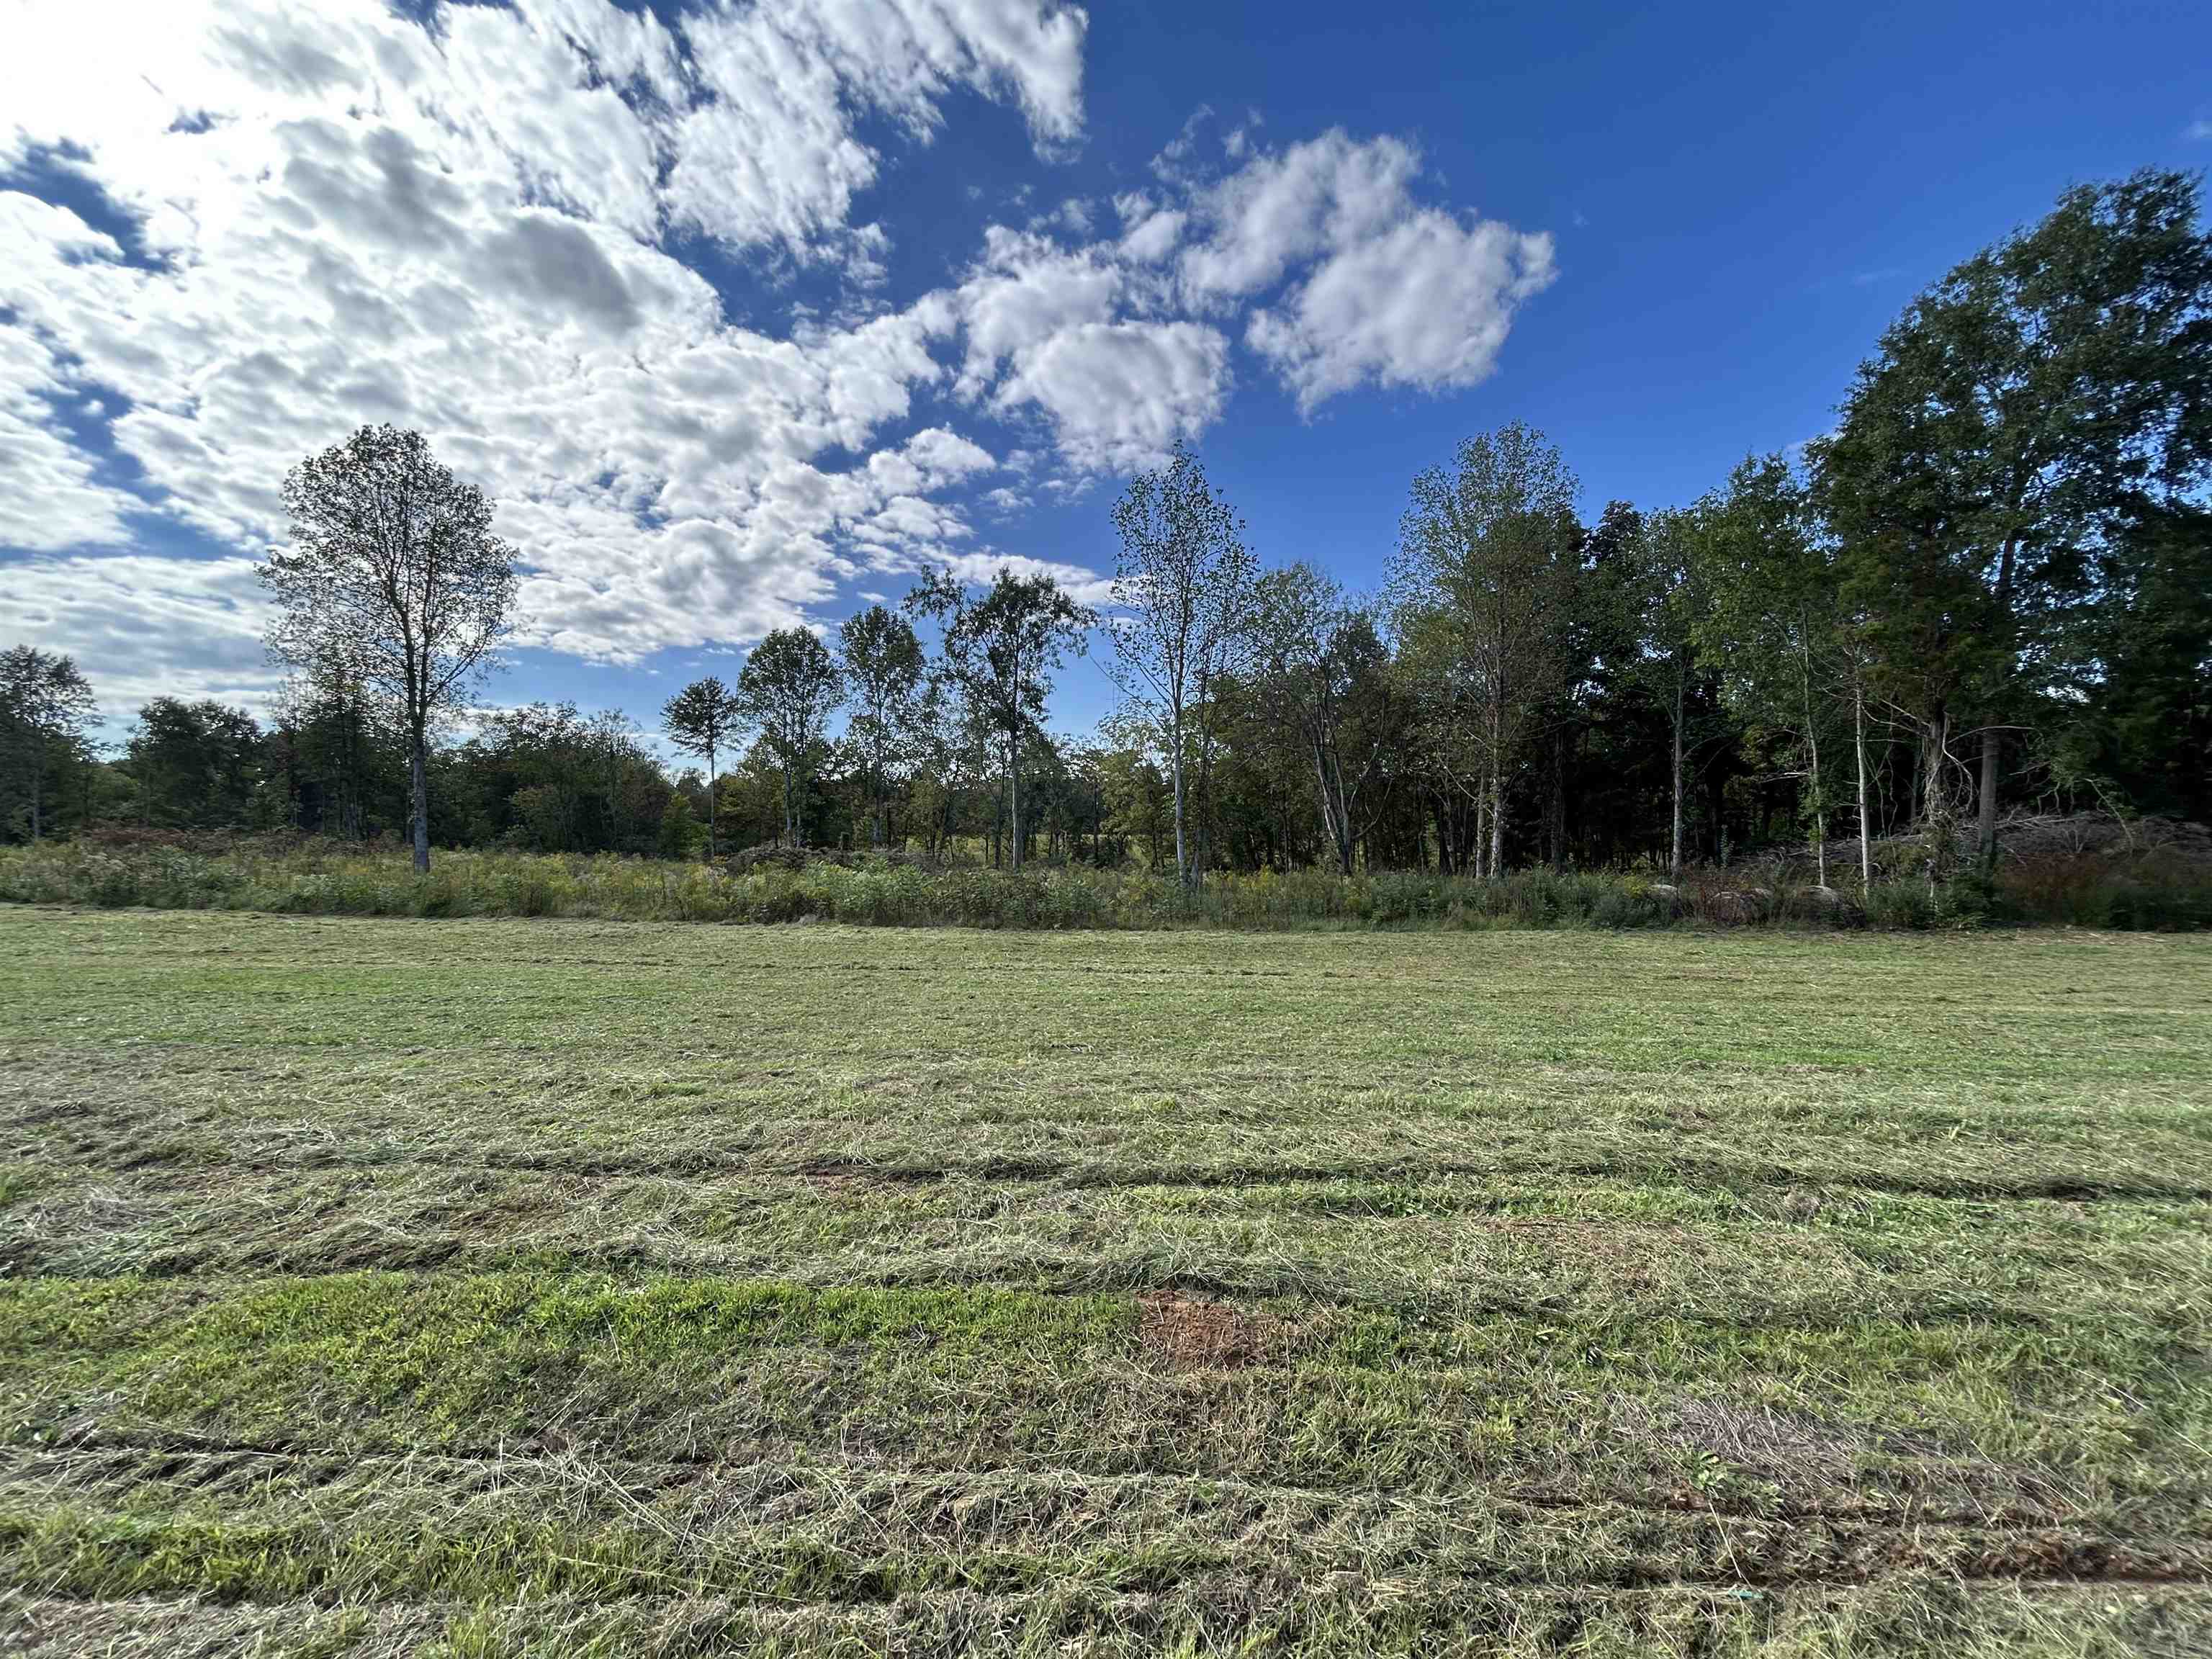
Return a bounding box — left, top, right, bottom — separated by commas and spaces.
1, 908, 2209, 1655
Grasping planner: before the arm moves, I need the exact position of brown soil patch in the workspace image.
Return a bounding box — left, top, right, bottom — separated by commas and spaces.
1138, 1291, 1273, 1371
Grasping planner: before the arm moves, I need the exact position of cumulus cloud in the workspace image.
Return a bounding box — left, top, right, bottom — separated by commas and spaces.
1246, 207, 1555, 409
994, 320, 1229, 472
0, 326, 142, 553
0, 0, 1087, 689
666, 0, 1085, 255
941, 226, 1227, 472
0, 3, 1555, 712
0, 554, 276, 715
1178, 131, 1422, 300
1179, 130, 1555, 410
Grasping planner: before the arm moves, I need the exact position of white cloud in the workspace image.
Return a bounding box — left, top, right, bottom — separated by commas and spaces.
0, 0, 1091, 689
0, 328, 143, 553
994, 320, 1229, 472
940, 226, 1226, 471
928, 550, 1114, 608
1247, 210, 1555, 410
1112, 192, 1184, 263
0, 554, 276, 721
1176, 128, 1554, 410
0, 9, 1557, 714
665, 0, 1085, 256
1178, 130, 1420, 301
0, 192, 122, 261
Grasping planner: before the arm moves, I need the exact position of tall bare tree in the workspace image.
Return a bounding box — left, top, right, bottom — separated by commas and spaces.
1106, 441, 1256, 889
261, 425, 517, 872
662, 676, 740, 860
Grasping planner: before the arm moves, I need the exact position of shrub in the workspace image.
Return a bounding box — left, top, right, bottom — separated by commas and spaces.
3, 830, 2206, 932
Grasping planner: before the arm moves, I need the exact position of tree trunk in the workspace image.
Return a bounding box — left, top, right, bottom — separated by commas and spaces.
27, 735, 41, 842
1977, 728, 2000, 873
1488, 763, 1506, 876
1854, 676, 1871, 893
705, 745, 718, 862
1472, 775, 1487, 880
1807, 728, 1826, 889
1669, 674, 1685, 880
1192, 712, 1218, 891
1169, 708, 1188, 889
1310, 742, 1339, 873
1323, 758, 1354, 876
409, 729, 430, 873
1799, 637, 1825, 889
1008, 734, 1022, 872
1923, 707, 1951, 894
1547, 724, 1565, 871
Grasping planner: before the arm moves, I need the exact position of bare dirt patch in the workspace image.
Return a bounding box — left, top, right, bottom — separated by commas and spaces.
1139, 1290, 1276, 1371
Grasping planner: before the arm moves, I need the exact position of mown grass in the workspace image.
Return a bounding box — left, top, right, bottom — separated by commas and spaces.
1, 909, 2209, 1653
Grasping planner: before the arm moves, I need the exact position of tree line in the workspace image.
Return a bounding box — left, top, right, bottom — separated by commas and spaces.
4, 170, 2207, 885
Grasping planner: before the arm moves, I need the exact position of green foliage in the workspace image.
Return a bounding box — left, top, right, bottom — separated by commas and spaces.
654, 789, 702, 860
0, 645, 99, 844
5, 837, 2205, 930
126, 696, 264, 830
1812, 168, 2212, 860
735, 629, 843, 848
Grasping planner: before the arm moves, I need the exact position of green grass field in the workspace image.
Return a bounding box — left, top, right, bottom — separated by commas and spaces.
1, 908, 2209, 1656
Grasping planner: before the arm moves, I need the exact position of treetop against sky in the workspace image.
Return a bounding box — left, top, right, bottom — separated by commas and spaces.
3, 0, 2209, 738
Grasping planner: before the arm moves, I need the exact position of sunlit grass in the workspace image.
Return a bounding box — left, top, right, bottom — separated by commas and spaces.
1, 909, 2208, 1653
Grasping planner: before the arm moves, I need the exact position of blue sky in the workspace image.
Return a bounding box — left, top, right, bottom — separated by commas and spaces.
3, 0, 2208, 745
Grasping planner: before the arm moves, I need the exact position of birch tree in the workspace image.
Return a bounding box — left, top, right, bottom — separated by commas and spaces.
1106, 442, 1256, 889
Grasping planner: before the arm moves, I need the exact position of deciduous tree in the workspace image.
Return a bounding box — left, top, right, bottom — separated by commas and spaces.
1107, 442, 1256, 888
1394, 424, 1584, 873
261, 425, 518, 872
838, 606, 925, 848
907, 568, 1094, 871
736, 628, 843, 848
1253, 565, 1395, 876
662, 676, 740, 860
1814, 170, 2212, 869
0, 645, 96, 842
